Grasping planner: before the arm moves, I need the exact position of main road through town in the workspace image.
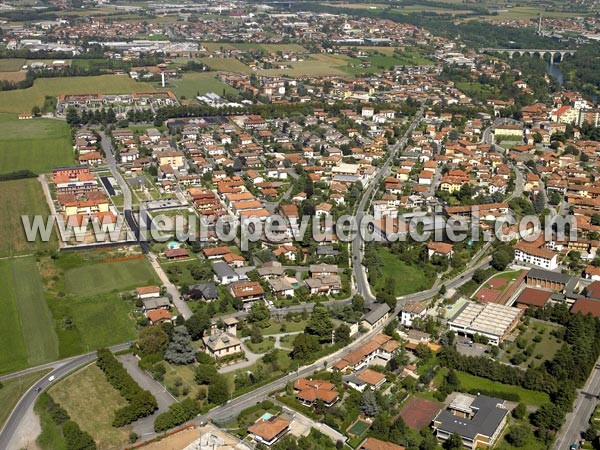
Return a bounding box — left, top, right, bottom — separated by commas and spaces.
352, 106, 425, 304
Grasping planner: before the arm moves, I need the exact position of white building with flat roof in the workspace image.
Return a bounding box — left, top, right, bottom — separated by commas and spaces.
447, 301, 522, 345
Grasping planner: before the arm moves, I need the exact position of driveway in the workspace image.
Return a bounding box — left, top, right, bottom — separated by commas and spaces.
117, 354, 177, 437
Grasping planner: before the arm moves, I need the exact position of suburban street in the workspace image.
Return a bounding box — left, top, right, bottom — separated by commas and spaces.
351, 106, 425, 304
102, 132, 193, 320
554, 356, 600, 450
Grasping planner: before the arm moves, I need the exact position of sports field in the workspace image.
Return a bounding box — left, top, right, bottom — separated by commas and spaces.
0, 178, 58, 257
64, 258, 159, 296
49, 364, 131, 450
0, 113, 73, 175
0, 75, 154, 114
0, 256, 58, 374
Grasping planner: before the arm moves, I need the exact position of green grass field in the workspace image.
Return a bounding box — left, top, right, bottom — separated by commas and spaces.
0, 257, 58, 374
257, 54, 349, 77
64, 258, 159, 296
0, 114, 73, 175
0, 75, 154, 114
374, 247, 433, 296
0, 259, 29, 373
200, 43, 308, 53
0, 58, 25, 72
343, 53, 433, 74
48, 292, 138, 357
49, 364, 131, 450
157, 72, 237, 100
456, 371, 550, 406
0, 178, 58, 257
199, 57, 252, 73
0, 369, 51, 428
39, 251, 149, 358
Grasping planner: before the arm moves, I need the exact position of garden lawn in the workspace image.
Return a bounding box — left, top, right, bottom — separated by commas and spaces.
246, 337, 275, 354
374, 247, 432, 296
49, 364, 131, 450
456, 371, 549, 407
0, 75, 154, 114
64, 258, 159, 296
0, 113, 73, 175
0, 369, 51, 428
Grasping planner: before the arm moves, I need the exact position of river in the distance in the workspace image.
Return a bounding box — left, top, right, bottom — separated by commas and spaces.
546, 61, 564, 86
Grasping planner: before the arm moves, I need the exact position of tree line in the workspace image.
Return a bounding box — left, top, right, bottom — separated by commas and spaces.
96, 349, 158, 427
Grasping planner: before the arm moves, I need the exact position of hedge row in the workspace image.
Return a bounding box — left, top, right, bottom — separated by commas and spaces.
96, 349, 158, 427
465, 388, 520, 402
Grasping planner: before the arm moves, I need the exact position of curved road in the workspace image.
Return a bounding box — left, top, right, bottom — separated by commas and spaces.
0, 343, 130, 450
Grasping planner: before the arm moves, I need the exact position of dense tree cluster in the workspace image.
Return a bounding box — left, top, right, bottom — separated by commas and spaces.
96, 349, 158, 427
154, 398, 200, 433
63, 421, 97, 450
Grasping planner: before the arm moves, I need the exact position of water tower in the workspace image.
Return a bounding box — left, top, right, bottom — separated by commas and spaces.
157, 63, 167, 88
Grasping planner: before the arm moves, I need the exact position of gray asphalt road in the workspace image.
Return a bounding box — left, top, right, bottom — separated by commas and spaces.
117, 354, 177, 437
0, 344, 130, 450
553, 356, 600, 450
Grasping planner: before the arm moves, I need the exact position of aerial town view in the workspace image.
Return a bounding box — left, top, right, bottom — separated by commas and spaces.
1, 0, 600, 449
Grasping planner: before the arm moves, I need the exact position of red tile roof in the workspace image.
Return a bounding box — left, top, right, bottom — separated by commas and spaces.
516, 288, 552, 307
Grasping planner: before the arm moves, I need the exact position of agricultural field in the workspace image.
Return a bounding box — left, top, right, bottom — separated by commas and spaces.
0, 114, 73, 175
201, 42, 308, 53
157, 72, 237, 101
0, 75, 154, 114
40, 250, 151, 358
257, 54, 350, 77
0, 71, 26, 82
49, 364, 131, 450
490, 6, 591, 20
199, 57, 252, 73
0, 256, 59, 374
343, 53, 434, 74
0, 369, 51, 428
0, 178, 58, 257
0, 58, 26, 71
63, 256, 159, 297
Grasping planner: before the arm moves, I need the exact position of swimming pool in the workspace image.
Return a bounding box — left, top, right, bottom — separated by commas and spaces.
260, 412, 274, 421
167, 241, 181, 250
